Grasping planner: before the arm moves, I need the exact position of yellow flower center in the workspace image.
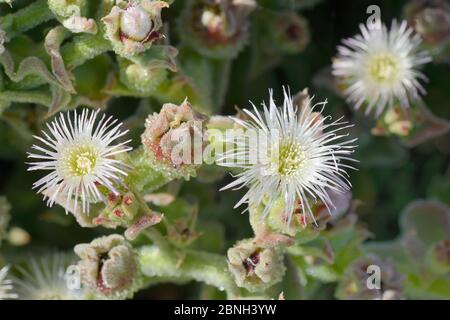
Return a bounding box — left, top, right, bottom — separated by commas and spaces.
273, 140, 306, 176
368, 53, 399, 84
67, 146, 97, 176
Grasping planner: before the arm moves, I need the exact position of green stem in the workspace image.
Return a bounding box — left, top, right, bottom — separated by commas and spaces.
138, 244, 240, 298
136, 190, 241, 297
125, 147, 170, 193
0, 89, 52, 106
211, 59, 231, 112
143, 228, 171, 252
61, 33, 111, 70
0, 0, 54, 39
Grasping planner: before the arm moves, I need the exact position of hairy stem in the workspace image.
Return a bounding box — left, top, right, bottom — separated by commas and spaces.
61, 33, 111, 70
125, 147, 175, 194
211, 59, 231, 112
0, 0, 54, 39
138, 244, 240, 298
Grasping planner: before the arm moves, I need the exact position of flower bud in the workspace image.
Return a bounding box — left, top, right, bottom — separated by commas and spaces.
94, 192, 139, 228
389, 120, 412, 137
179, 0, 257, 58
268, 12, 310, 54
404, 0, 450, 61
93, 191, 163, 240
118, 58, 167, 93
102, 0, 169, 57
255, 189, 351, 239
117, 44, 178, 94
7, 227, 30, 246
405, 0, 450, 44
141, 99, 208, 179
266, 198, 328, 239
122, 192, 139, 218
372, 106, 413, 137
120, 4, 153, 41
336, 255, 405, 300
74, 234, 142, 299
227, 238, 286, 292
107, 192, 122, 207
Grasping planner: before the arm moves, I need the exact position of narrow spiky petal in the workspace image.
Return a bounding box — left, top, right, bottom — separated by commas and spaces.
0, 266, 17, 300
12, 253, 85, 300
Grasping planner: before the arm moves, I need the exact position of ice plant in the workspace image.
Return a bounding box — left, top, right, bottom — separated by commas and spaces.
27, 109, 132, 214
0, 266, 17, 300
267, 11, 310, 54
217, 88, 357, 226
2, 0, 450, 301
332, 20, 431, 116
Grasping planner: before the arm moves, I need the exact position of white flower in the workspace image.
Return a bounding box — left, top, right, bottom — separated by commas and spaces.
0, 266, 17, 300
332, 20, 431, 116
12, 253, 86, 300
27, 109, 132, 214
217, 88, 357, 226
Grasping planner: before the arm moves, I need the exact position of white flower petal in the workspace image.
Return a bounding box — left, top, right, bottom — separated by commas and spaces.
217, 88, 356, 225
27, 109, 132, 214
332, 20, 431, 115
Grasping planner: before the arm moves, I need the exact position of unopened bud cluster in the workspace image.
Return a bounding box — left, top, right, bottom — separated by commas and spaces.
94, 190, 163, 241
142, 99, 208, 179
180, 0, 257, 58
74, 234, 142, 299
227, 238, 286, 292
102, 0, 169, 57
